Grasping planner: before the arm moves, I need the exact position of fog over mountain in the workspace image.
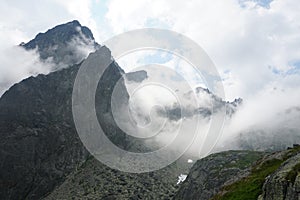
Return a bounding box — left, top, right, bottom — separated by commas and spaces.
121, 64, 300, 155
1, 19, 299, 158
1, 1, 300, 199
21, 20, 100, 69
0, 20, 98, 97
0, 17, 300, 199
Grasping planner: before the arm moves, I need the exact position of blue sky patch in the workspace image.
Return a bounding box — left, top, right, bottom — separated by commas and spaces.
239, 0, 273, 8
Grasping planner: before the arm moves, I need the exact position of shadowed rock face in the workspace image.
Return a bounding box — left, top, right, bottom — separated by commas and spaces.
0, 43, 131, 199
0, 62, 87, 199
125, 70, 148, 83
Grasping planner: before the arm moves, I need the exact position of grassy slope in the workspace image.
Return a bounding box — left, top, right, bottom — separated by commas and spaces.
211, 146, 300, 200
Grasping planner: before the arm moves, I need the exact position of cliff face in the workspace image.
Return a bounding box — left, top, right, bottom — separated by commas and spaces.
0, 43, 129, 199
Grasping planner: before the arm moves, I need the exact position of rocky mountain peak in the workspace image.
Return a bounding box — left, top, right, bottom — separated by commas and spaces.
23, 20, 95, 49
21, 20, 100, 68
0, 21, 127, 199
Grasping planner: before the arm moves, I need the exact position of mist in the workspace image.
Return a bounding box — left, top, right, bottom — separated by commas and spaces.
0, 44, 53, 97
0, 27, 97, 97
114, 49, 300, 159
216, 84, 300, 152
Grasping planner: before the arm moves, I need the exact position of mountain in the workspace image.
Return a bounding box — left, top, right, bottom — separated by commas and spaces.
0, 19, 133, 198
1, 20, 299, 200
0, 43, 192, 199
167, 87, 242, 120
0, 45, 131, 199
21, 20, 100, 69
0, 21, 190, 199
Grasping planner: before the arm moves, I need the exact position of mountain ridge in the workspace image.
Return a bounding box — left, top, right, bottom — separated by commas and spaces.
1, 20, 299, 200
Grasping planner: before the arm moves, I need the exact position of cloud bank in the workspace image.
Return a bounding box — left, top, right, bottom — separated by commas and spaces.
1, 0, 300, 154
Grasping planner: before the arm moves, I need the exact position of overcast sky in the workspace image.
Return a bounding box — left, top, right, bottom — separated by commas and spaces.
0, 0, 299, 103
1, 0, 300, 155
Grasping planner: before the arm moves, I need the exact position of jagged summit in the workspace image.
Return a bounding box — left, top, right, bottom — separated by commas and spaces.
23, 20, 95, 49
21, 20, 100, 68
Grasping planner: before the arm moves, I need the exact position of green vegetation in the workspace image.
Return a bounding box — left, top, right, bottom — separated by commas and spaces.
286, 162, 300, 183
212, 159, 282, 200
224, 151, 264, 170
211, 146, 300, 200
283, 145, 300, 160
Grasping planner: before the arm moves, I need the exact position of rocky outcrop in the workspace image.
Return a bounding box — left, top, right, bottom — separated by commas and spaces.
208, 146, 300, 200
259, 150, 300, 200
174, 151, 264, 200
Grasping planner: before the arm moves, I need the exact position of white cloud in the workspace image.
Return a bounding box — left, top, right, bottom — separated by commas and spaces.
0, 0, 98, 96
105, 0, 300, 99
0, 27, 53, 96
53, 0, 103, 41
1, 0, 300, 153
105, 0, 170, 33
0, 0, 99, 39
2, 0, 299, 100
105, 0, 300, 152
